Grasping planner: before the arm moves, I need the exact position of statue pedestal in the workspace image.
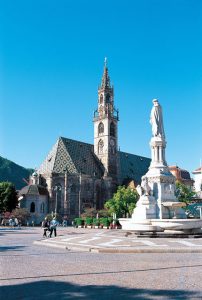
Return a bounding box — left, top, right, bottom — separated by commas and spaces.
132, 194, 157, 221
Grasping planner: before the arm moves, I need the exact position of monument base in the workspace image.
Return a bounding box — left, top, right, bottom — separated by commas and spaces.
119, 218, 202, 235
131, 194, 157, 221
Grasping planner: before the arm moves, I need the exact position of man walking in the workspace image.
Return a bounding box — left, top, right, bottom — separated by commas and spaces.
49, 217, 58, 237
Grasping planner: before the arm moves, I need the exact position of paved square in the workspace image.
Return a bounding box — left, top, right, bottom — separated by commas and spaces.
0, 227, 202, 299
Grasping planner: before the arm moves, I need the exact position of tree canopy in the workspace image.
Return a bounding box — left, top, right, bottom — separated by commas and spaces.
175, 181, 196, 206
0, 182, 18, 212
104, 186, 139, 218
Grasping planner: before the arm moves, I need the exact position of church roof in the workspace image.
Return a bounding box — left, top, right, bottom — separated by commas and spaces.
119, 151, 151, 184
38, 137, 151, 184
38, 137, 104, 177
19, 184, 49, 196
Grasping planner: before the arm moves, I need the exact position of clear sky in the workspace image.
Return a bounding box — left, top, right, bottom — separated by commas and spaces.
0, 0, 201, 175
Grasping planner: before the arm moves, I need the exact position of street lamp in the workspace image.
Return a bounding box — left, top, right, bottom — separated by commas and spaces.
52, 185, 62, 216
78, 171, 82, 217
63, 167, 68, 217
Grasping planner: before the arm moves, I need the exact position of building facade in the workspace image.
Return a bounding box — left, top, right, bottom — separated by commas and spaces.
192, 166, 202, 199
169, 165, 194, 189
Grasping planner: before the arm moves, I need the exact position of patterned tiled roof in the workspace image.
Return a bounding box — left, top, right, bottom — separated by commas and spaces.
38, 137, 104, 177
38, 137, 151, 183
119, 151, 151, 185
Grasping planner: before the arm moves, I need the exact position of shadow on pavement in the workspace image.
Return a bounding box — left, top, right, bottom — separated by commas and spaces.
0, 280, 201, 300
0, 245, 25, 252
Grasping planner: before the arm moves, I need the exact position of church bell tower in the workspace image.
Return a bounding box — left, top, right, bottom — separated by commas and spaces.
94, 58, 119, 180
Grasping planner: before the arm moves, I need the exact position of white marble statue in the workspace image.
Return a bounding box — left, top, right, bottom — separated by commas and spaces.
136, 177, 152, 197
150, 99, 165, 139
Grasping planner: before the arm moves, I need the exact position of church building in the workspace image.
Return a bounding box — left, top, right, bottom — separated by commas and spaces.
22, 61, 151, 223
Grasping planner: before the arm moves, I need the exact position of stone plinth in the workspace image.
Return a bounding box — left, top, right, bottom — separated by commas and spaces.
131, 194, 157, 221
119, 218, 202, 234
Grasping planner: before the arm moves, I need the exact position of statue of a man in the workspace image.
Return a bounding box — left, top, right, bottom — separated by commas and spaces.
150, 99, 165, 138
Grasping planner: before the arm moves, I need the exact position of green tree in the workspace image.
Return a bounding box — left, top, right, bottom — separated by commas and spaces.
0, 182, 18, 212
104, 186, 139, 218
175, 181, 196, 206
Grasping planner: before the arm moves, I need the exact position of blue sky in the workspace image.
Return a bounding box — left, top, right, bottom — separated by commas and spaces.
0, 0, 201, 174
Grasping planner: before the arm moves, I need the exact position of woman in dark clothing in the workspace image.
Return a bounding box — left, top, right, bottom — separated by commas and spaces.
42, 218, 50, 237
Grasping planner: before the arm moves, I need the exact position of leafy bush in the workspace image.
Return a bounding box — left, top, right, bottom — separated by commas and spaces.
93, 218, 100, 226
85, 217, 93, 226
74, 218, 84, 226
99, 217, 110, 227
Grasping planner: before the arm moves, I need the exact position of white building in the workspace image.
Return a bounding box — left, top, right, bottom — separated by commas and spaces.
192, 167, 202, 199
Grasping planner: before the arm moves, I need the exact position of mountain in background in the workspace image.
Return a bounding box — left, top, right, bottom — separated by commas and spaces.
0, 156, 34, 190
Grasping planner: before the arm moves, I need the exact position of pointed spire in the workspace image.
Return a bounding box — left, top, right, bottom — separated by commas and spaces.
101, 57, 111, 89
104, 57, 107, 68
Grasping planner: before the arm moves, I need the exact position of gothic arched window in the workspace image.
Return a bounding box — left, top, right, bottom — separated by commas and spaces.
98, 122, 104, 135
106, 94, 110, 103
110, 122, 115, 137
99, 105, 103, 116
98, 139, 104, 154
100, 94, 103, 104
30, 202, 35, 213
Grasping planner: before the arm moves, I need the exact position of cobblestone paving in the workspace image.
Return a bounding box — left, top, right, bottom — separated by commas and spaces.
0, 227, 202, 300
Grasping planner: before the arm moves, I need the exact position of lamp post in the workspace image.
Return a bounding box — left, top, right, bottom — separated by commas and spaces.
78, 171, 82, 217
52, 185, 62, 217
63, 167, 68, 217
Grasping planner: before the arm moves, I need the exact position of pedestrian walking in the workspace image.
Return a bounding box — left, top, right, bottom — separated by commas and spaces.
49, 217, 58, 237
42, 218, 50, 238
14, 218, 19, 227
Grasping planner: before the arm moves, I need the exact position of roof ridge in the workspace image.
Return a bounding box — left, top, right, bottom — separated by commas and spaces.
60, 136, 93, 147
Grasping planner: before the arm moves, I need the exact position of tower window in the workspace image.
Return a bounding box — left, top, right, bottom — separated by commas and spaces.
98, 139, 104, 154
98, 122, 104, 135
100, 94, 103, 104
110, 122, 116, 137
106, 94, 110, 103
30, 202, 35, 213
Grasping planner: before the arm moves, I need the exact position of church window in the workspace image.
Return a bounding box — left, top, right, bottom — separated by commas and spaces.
106, 94, 110, 103
30, 202, 35, 213
98, 139, 104, 154
40, 203, 45, 213
98, 122, 104, 135
110, 122, 115, 137
100, 94, 103, 104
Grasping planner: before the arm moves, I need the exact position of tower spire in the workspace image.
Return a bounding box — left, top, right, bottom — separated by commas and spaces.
101, 57, 111, 89
104, 57, 107, 68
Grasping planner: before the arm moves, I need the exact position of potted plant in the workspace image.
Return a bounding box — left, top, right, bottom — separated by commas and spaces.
93, 218, 100, 229
85, 217, 93, 228
74, 218, 84, 228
